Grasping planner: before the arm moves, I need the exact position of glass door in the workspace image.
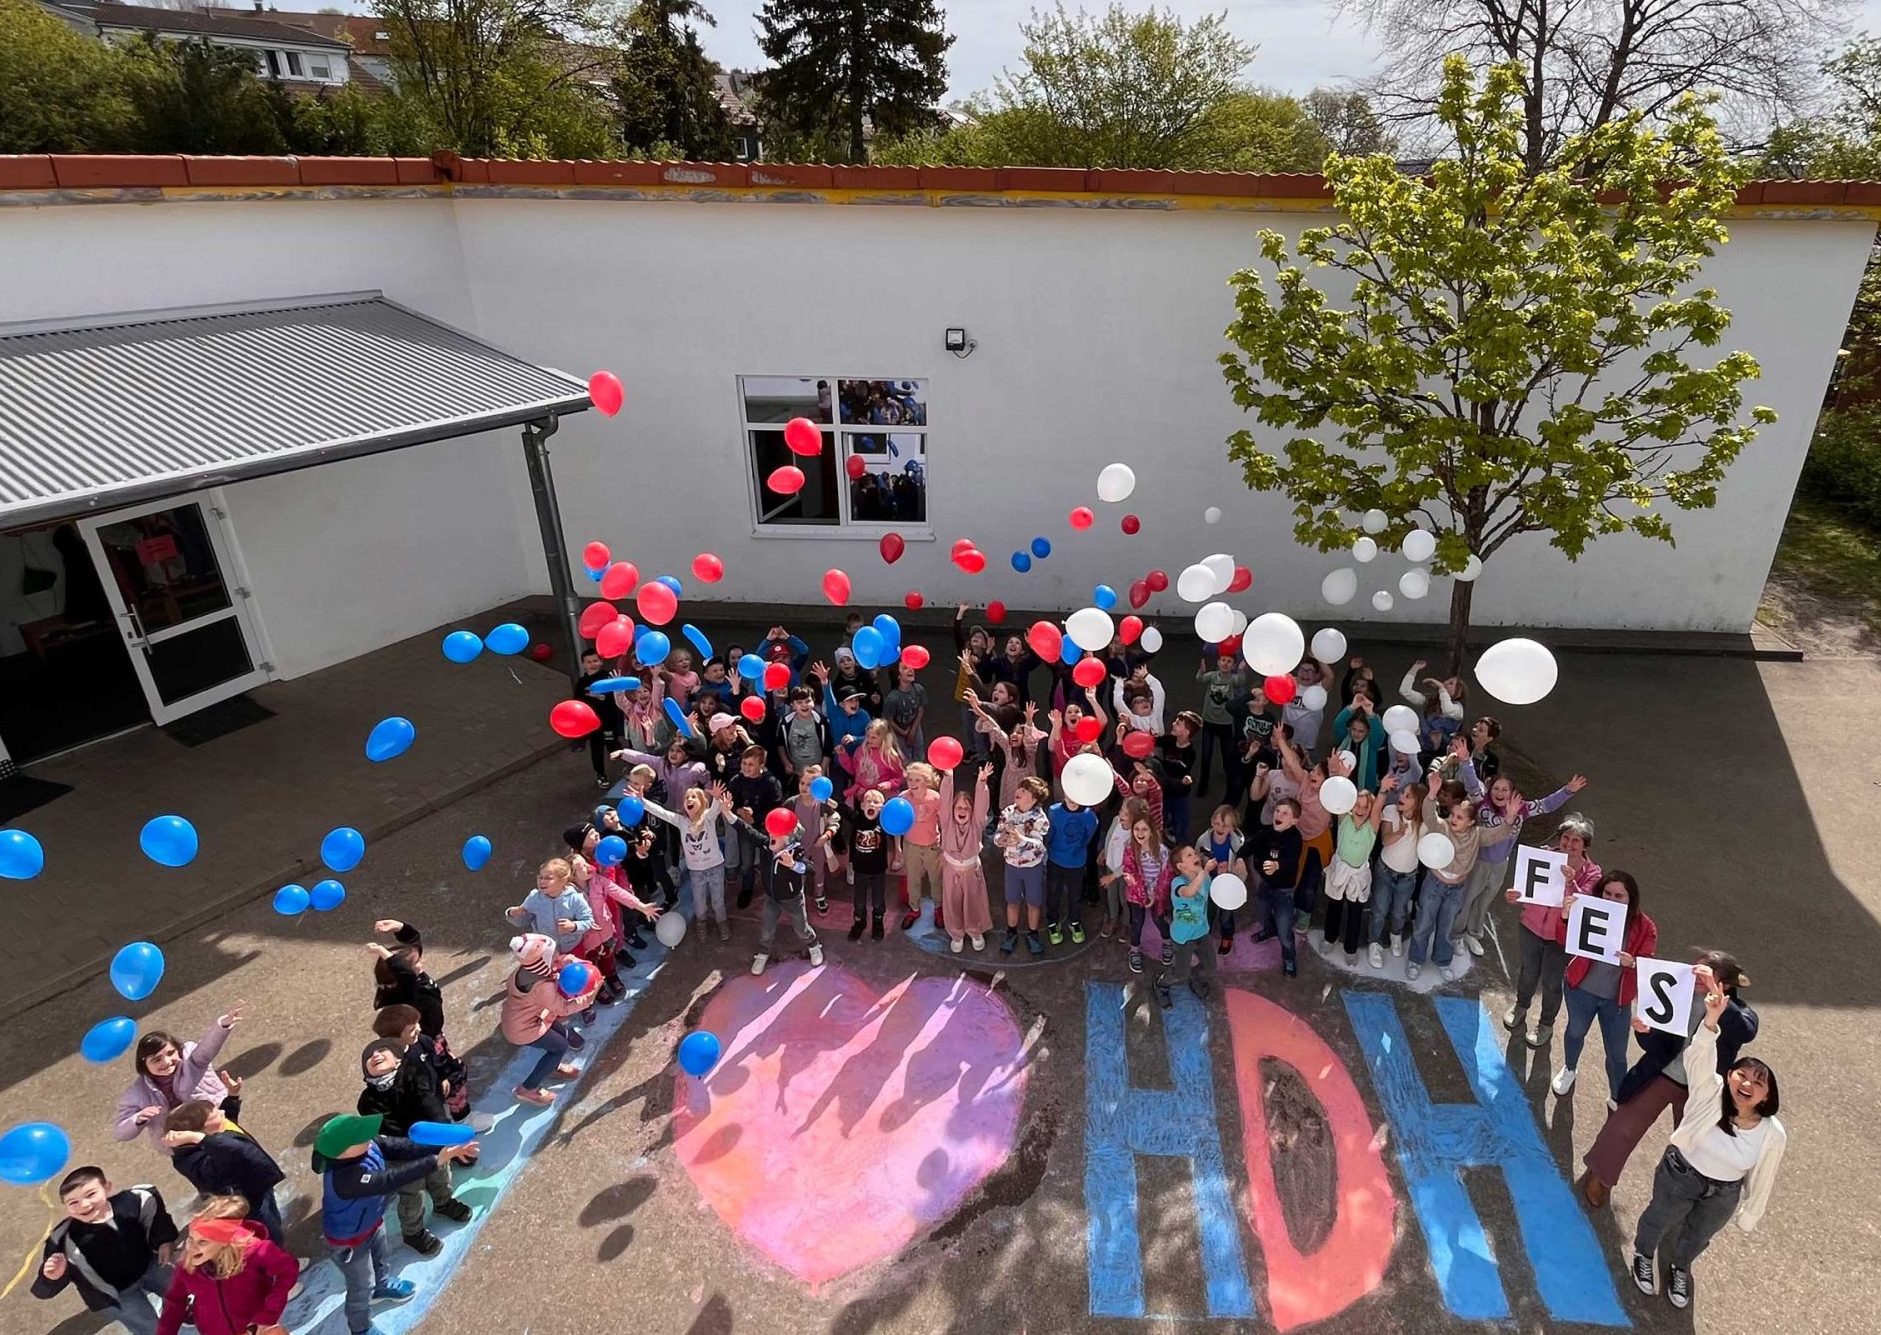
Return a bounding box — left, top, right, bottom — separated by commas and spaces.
77, 495, 270, 725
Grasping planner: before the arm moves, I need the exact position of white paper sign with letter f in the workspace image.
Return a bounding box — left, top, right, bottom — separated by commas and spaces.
1634, 959, 1697, 1035
1566, 894, 1627, 962
1511, 845, 1567, 907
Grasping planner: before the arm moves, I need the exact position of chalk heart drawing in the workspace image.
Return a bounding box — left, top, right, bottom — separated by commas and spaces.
673, 962, 1029, 1286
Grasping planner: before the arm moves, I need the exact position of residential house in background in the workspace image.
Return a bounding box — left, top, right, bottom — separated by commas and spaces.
44, 1, 354, 87
266, 10, 396, 92
715, 71, 762, 161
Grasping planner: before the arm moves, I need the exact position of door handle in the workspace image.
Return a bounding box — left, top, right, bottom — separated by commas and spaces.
123, 607, 149, 646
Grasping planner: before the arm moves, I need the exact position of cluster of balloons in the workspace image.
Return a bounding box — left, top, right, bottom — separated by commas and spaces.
1324, 509, 1483, 611
1176, 554, 1250, 604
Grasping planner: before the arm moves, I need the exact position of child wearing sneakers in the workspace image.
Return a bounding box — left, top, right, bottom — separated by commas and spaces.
1250, 798, 1305, 977
838, 788, 891, 941
644, 786, 737, 940
897, 762, 944, 930
1045, 793, 1097, 946
500, 933, 598, 1107
1157, 845, 1219, 1006
752, 819, 826, 975
994, 776, 1052, 956
1198, 805, 1246, 956
789, 766, 842, 914
939, 764, 995, 952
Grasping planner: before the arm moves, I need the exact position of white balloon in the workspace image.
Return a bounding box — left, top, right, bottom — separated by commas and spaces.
1096, 463, 1136, 503
1372, 590, 1394, 611
655, 911, 687, 948
1062, 752, 1117, 807
1319, 776, 1358, 815
1321, 568, 1358, 606
1066, 607, 1115, 653
1177, 563, 1218, 603
1241, 612, 1305, 676
1474, 637, 1558, 705
1456, 553, 1483, 582
1388, 728, 1420, 754
1310, 627, 1347, 663
1202, 553, 1236, 593
1209, 872, 1249, 910
1418, 831, 1456, 869
1140, 626, 1163, 653
1353, 536, 1378, 563
1194, 601, 1235, 643
1402, 529, 1437, 563
1399, 568, 1430, 600
1300, 683, 1327, 711
1382, 705, 1419, 735
1228, 608, 1249, 636
1204, 506, 1223, 525
1361, 508, 1388, 535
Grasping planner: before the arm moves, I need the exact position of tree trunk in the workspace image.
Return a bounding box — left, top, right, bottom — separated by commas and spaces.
1445, 577, 1475, 678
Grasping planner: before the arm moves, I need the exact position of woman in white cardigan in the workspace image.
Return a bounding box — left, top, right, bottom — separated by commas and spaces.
1630, 965, 1786, 1311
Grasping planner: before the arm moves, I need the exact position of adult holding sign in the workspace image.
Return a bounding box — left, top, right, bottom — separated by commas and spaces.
1578, 950, 1758, 1209
1552, 872, 1658, 1103
1503, 814, 1601, 1049
1629, 967, 1785, 1311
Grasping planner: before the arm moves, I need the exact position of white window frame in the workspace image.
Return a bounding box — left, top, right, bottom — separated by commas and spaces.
308, 57, 331, 80
736, 375, 932, 541
285, 50, 304, 76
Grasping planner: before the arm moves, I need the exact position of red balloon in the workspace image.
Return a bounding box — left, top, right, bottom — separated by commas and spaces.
904, 590, 925, 610
1073, 716, 1104, 745
1146, 569, 1170, 593
1219, 634, 1242, 658
587, 372, 624, 417
1122, 730, 1156, 760
762, 661, 790, 692
956, 549, 987, 575
846, 454, 867, 481
1072, 657, 1107, 689
765, 807, 799, 839
635, 581, 677, 626
1069, 506, 1094, 531
767, 464, 806, 495
1121, 514, 1141, 535
822, 568, 851, 606
1119, 614, 1144, 645
1127, 582, 1150, 610
901, 644, 931, 670
740, 694, 768, 723
879, 532, 906, 564
1263, 673, 1297, 705
528, 643, 555, 663
783, 417, 823, 456
1026, 620, 1062, 661
578, 600, 618, 640
986, 600, 1007, 625
1228, 564, 1253, 593
691, 552, 725, 584
582, 541, 611, 569
595, 618, 634, 659
600, 561, 639, 600
550, 699, 600, 738
927, 736, 965, 769
951, 538, 976, 559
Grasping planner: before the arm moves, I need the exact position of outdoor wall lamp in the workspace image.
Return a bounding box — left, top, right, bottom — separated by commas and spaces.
945, 327, 977, 359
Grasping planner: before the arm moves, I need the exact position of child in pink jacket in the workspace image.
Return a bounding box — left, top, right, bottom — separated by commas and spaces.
939, 764, 995, 952
500, 933, 598, 1107
114, 1002, 247, 1156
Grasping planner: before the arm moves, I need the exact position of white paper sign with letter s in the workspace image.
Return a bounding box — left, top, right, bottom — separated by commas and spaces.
1566, 894, 1627, 962
1511, 844, 1567, 907
1634, 959, 1697, 1035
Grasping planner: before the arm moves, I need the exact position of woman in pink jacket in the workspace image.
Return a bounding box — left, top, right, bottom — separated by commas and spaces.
114, 1001, 247, 1156
501, 933, 598, 1107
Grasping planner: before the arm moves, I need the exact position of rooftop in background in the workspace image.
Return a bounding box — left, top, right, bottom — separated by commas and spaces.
264, 8, 394, 56
57, 1, 352, 49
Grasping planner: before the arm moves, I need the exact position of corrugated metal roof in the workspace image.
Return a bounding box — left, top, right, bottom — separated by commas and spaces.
0, 293, 590, 530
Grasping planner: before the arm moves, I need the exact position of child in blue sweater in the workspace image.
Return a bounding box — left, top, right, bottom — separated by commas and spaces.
1045, 797, 1098, 946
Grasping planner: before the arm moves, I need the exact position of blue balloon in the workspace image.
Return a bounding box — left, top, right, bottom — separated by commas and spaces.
809, 775, 833, 802
880, 796, 916, 837
872, 614, 901, 645
558, 960, 596, 996
1032, 537, 1052, 559
442, 630, 484, 664
1093, 584, 1119, 611
365, 716, 416, 763
585, 566, 606, 582
677, 1030, 722, 1077
272, 884, 310, 915
108, 942, 164, 1002
1011, 551, 1032, 573
1061, 638, 1084, 666
0, 829, 44, 880
407, 1120, 475, 1147
486, 623, 529, 656
139, 815, 198, 868
80, 1016, 136, 1064
462, 835, 492, 871
0, 1121, 71, 1186
662, 698, 695, 739
657, 575, 683, 597
682, 623, 714, 662
588, 675, 641, 694
851, 626, 885, 670
617, 794, 645, 826
321, 826, 366, 873
310, 878, 346, 912
637, 631, 671, 666
595, 834, 628, 866
737, 653, 765, 681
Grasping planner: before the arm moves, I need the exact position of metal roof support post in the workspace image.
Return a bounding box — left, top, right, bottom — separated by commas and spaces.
522, 417, 584, 687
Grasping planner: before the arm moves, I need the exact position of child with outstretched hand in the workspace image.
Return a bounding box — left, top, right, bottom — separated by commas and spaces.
939, 764, 995, 952
1157, 845, 1219, 1006
34, 1166, 177, 1334
115, 1002, 249, 1157
504, 857, 594, 955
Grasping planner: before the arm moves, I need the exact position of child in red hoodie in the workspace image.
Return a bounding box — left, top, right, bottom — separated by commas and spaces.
155, 1198, 297, 1335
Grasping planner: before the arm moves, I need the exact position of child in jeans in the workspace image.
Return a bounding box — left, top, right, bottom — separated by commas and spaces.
1250, 798, 1304, 977
728, 745, 785, 909
1407, 781, 1483, 983
1157, 845, 1219, 1005
938, 764, 995, 952
1368, 775, 1423, 966
752, 819, 827, 976
1045, 793, 1097, 945
994, 776, 1052, 956
644, 785, 736, 939
34, 1167, 177, 1335
499, 933, 597, 1107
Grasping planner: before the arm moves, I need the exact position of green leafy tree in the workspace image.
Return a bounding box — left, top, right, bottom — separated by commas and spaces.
613, 0, 735, 157
1301, 88, 1396, 157
1219, 58, 1775, 668
755, 0, 952, 163
0, 0, 137, 152
121, 37, 291, 154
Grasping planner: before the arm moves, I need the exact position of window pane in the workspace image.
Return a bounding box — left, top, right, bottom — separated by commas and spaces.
146, 616, 253, 705
839, 379, 926, 426
90, 504, 232, 635
845, 433, 925, 523
741, 375, 832, 425
751, 429, 839, 525
286, 52, 303, 75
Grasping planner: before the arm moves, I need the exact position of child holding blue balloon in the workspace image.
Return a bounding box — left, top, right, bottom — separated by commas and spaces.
501, 931, 597, 1105
751, 822, 825, 976
788, 768, 842, 916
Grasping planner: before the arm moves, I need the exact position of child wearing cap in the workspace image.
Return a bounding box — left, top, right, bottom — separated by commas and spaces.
34, 1166, 177, 1334
499, 932, 598, 1106
313, 1112, 478, 1335
154, 1197, 296, 1335
358, 1004, 475, 1255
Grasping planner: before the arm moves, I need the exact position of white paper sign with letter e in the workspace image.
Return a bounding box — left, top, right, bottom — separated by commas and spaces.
1634, 959, 1697, 1036
1566, 893, 1627, 962
1511, 844, 1567, 907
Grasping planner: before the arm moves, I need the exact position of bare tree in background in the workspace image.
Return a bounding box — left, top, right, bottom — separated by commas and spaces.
1343, 0, 1852, 170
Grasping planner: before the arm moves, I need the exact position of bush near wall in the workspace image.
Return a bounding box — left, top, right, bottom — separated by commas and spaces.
1801, 406, 1881, 529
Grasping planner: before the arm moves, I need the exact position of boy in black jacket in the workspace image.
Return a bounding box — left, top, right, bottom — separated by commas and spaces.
752, 823, 825, 976
1250, 798, 1305, 977
575, 649, 626, 790
728, 744, 785, 910
359, 1005, 473, 1256
34, 1166, 176, 1334
162, 1099, 288, 1243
